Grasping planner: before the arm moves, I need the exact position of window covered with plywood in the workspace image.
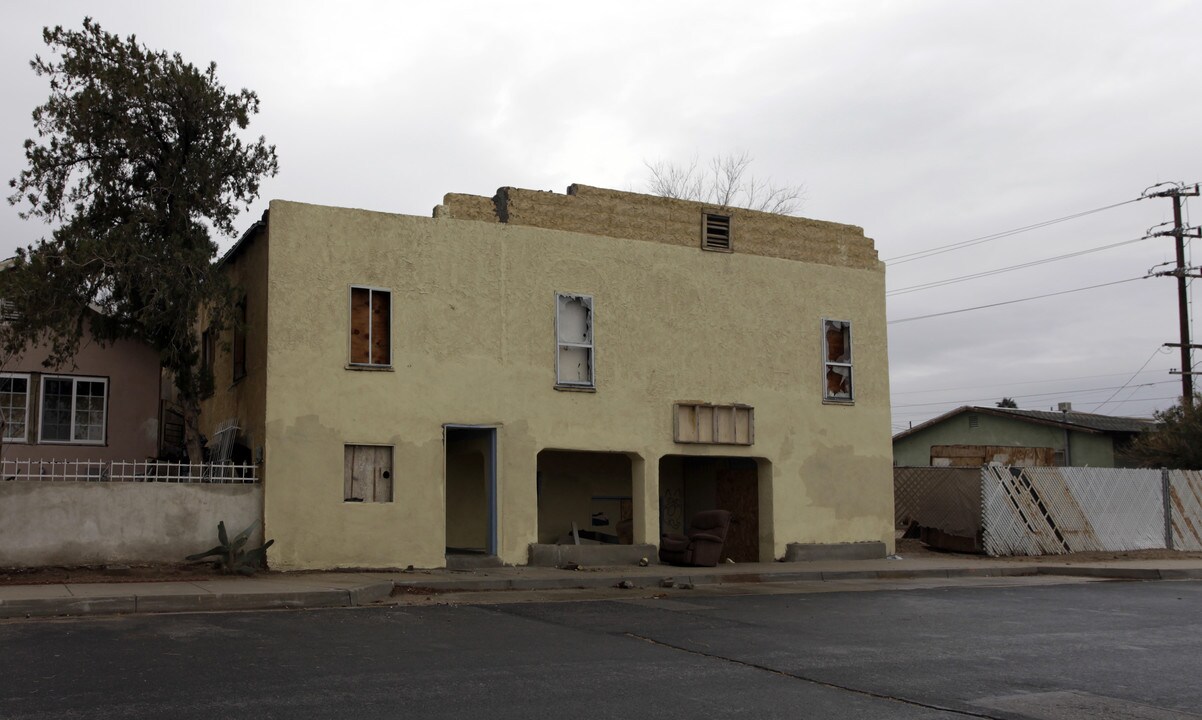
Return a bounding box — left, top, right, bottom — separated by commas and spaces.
823, 319, 853, 402
344, 444, 393, 502
556, 293, 594, 388
349, 286, 391, 367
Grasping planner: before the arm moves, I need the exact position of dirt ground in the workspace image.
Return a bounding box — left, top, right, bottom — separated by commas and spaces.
0, 563, 223, 586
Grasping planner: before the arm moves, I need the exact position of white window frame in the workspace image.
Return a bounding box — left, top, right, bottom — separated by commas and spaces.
0, 372, 31, 443
38, 375, 108, 445
555, 292, 595, 388
822, 318, 854, 403
348, 285, 393, 368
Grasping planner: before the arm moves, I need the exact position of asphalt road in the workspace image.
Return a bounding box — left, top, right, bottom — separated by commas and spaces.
2, 580, 1201, 719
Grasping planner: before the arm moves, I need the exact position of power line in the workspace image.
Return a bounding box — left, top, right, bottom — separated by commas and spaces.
1088, 347, 1173, 414
891, 380, 1176, 409
887, 276, 1146, 325
883, 198, 1144, 266
891, 368, 1168, 397
887, 235, 1152, 297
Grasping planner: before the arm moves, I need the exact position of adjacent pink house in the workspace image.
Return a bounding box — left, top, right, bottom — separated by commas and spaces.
1, 333, 162, 463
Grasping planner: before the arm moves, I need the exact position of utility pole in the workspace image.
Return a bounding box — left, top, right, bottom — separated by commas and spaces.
1147, 183, 1201, 408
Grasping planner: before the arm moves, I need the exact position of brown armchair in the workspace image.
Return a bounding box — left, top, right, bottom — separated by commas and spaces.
659, 510, 732, 567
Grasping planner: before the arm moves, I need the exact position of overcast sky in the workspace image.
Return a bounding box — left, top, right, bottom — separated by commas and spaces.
2, 1, 1200, 432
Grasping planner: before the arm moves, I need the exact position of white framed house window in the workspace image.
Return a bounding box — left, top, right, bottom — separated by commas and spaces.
349, 286, 392, 367
822, 319, 853, 403
0, 372, 30, 442
39, 375, 107, 444
556, 293, 594, 388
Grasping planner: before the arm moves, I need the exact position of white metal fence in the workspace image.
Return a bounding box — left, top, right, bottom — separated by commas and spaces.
1, 458, 258, 484
896, 466, 1202, 556
981, 466, 1164, 556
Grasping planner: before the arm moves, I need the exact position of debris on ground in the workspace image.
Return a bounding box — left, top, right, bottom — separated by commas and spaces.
614, 580, 635, 589
638, 557, 649, 567
660, 578, 675, 588
674, 581, 695, 590
557, 562, 581, 571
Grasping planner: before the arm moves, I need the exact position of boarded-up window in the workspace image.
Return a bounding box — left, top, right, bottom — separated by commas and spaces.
350, 287, 391, 366
556, 293, 594, 387
702, 213, 732, 252
823, 319, 853, 402
674, 402, 754, 445
344, 445, 393, 502
232, 298, 247, 381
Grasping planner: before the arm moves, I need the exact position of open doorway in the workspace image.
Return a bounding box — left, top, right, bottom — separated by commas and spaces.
659, 456, 763, 562
445, 426, 497, 560
537, 450, 633, 545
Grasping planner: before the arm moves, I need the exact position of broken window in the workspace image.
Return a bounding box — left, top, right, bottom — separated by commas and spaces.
823, 319, 853, 402
349, 286, 391, 367
344, 444, 393, 502
0, 373, 30, 442
702, 213, 732, 252
556, 293, 594, 387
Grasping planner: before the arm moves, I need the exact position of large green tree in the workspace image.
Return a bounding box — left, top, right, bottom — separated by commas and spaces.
1121, 396, 1202, 470
3, 18, 278, 462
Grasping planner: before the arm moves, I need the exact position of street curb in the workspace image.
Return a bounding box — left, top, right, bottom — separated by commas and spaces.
5, 565, 1201, 619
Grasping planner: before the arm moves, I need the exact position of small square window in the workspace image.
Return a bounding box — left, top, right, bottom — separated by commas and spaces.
344, 444, 393, 502
556, 293, 594, 387
822, 319, 853, 403
350, 287, 391, 366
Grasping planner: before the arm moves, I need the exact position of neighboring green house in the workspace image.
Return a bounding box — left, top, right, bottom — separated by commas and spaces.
893, 405, 1153, 468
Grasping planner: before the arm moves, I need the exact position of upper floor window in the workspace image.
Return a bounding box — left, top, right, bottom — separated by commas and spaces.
39, 375, 107, 444
556, 293, 594, 388
232, 297, 247, 381
823, 319, 853, 403
349, 286, 391, 367
0, 373, 30, 442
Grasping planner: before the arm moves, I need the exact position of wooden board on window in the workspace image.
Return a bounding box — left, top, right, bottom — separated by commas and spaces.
371, 291, 390, 365
344, 445, 393, 502
350, 288, 371, 363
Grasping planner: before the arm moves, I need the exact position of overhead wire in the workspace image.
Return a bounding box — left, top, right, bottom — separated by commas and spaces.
883, 198, 1144, 266
1089, 347, 1173, 414
890, 380, 1177, 409
887, 276, 1146, 325
886, 235, 1152, 297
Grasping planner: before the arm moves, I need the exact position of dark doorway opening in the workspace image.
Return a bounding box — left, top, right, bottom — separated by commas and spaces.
659, 456, 761, 563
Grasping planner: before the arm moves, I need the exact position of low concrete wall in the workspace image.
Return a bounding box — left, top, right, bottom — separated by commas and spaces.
0, 482, 263, 567
784, 541, 887, 562
528, 543, 656, 567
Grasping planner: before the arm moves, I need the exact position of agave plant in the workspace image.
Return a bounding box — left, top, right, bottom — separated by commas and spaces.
187, 520, 275, 575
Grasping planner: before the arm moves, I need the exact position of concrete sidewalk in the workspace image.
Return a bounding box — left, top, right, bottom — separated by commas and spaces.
5, 554, 1202, 619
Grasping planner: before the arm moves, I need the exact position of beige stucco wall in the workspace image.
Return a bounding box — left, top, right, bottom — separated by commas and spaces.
0, 481, 262, 567
2, 335, 161, 463
257, 193, 892, 570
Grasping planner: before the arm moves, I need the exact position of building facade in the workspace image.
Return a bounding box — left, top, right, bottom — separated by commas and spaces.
892, 405, 1153, 468
204, 184, 893, 570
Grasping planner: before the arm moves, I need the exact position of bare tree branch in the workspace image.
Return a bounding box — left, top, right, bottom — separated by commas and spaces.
643, 152, 805, 215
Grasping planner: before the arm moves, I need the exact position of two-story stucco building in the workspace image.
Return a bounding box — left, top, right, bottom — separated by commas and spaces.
202, 184, 894, 570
